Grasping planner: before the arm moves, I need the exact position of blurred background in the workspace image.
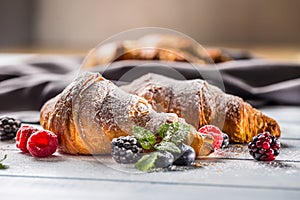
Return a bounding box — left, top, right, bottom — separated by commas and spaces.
1, 0, 300, 61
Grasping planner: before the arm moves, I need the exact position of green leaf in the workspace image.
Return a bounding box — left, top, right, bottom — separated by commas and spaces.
154, 141, 181, 153
0, 154, 7, 162
158, 123, 170, 138
133, 126, 156, 150
134, 152, 158, 172
0, 163, 8, 169
0, 155, 8, 169
139, 140, 153, 150
159, 122, 191, 144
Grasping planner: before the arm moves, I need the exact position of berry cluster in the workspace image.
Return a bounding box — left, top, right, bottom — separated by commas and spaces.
111, 136, 143, 164
1, 114, 282, 172
111, 136, 196, 168
248, 132, 280, 161
16, 125, 58, 158
0, 116, 58, 158
111, 124, 234, 171
112, 123, 282, 171
0, 117, 21, 141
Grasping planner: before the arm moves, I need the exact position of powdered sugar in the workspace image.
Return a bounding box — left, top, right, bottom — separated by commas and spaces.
122, 73, 227, 130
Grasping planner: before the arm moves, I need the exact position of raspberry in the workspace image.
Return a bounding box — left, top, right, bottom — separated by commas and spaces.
248, 132, 280, 161
111, 136, 143, 164
0, 117, 21, 141
27, 130, 58, 157
16, 125, 39, 153
198, 125, 223, 150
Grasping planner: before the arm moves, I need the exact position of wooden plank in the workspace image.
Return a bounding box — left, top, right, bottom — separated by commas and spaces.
209, 139, 300, 161
1, 144, 300, 189
1, 176, 300, 200
261, 107, 300, 123
2, 137, 300, 161
0, 105, 299, 200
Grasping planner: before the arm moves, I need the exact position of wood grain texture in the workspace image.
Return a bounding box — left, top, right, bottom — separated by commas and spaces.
0, 106, 299, 200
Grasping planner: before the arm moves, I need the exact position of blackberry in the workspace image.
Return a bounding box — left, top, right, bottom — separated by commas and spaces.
221, 133, 229, 149
248, 132, 280, 161
111, 136, 143, 164
0, 117, 21, 141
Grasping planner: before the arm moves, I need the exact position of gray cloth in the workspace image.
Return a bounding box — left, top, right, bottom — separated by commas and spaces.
0, 55, 299, 123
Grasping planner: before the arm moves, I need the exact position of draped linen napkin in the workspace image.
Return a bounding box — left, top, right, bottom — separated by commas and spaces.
0, 54, 299, 123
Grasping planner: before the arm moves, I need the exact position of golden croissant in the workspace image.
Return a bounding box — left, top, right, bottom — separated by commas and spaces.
40, 72, 204, 155
122, 73, 281, 143
82, 34, 231, 69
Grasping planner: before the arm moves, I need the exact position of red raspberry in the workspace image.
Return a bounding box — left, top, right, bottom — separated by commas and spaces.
16, 125, 39, 153
27, 130, 58, 157
198, 125, 223, 150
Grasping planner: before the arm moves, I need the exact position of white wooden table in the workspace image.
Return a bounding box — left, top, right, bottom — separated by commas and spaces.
0, 106, 300, 200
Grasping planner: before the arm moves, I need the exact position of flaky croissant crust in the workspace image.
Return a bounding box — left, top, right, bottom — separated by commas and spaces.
40, 72, 204, 155
122, 73, 281, 143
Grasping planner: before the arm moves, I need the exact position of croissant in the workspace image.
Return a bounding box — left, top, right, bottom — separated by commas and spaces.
82, 34, 231, 69
40, 72, 205, 155
121, 73, 281, 143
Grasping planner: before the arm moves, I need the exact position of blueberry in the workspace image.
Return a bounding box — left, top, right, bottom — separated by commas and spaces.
173, 144, 196, 166
221, 133, 229, 149
155, 151, 174, 168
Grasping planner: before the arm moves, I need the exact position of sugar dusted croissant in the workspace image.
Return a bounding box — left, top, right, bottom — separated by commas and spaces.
121, 73, 281, 143
40, 72, 204, 155
82, 34, 232, 69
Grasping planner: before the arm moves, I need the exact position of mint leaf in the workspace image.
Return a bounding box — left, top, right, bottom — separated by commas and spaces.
158, 123, 170, 138
0, 163, 8, 169
154, 141, 181, 153
158, 122, 179, 139
159, 122, 191, 144
0, 154, 7, 162
0, 155, 8, 169
133, 126, 156, 150
134, 152, 158, 172
139, 140, 153, 150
